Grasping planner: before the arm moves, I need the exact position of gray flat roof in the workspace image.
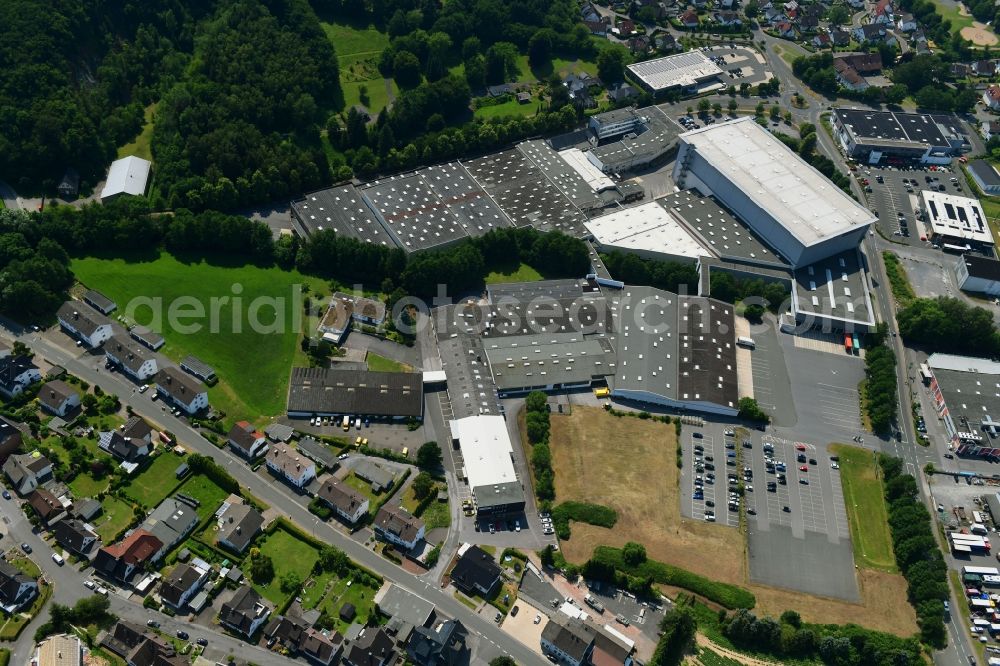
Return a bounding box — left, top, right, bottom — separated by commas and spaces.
376, 584, 435, 626
434, 305, 503, 419
517, 140, 603, 210
970, 160, 1000, 187
931, 366, 1000, 429
287, 367, 423, 418
484, 332, 616, 391
676, 296, 739, 409
483, 295, 614, 340
463, 149, 590, 237
681, 117, 875, 247
291, 185, 398, 247
471, 481, 524, 508
792, 249, 874, 327
586, 200, 710, 260
487, 279, 588, 302
418, 161, 512, 238
590, 107, 681, 169
360, 173, 471, 252
834, 108, 962, 147
660, 190, 788, 267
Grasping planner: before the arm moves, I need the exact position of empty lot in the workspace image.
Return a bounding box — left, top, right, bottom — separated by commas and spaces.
549, 407, 918, 635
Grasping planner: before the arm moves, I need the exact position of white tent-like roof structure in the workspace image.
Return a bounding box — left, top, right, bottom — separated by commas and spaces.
101, 155, 151, 199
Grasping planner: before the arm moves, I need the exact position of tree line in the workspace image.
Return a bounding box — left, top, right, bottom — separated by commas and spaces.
863, 323, 899, 434
898, 296, 1000, 357
879, 454, 948, 647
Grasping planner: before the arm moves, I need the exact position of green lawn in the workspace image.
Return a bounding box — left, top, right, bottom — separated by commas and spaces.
485, 262, 543, 284
829, 444, 897, 572
6, 555, 41, 579
320, 21, 390, 59
930, 0, 975, 35
175, 474, 229, 520
344, 473, 381, 511
71, 253, 329, 423
124, 451, 186, 508
320, 20, 398, 117
117, 103, 157, 161
421, 498, 451, 530
252, 528, 321, 604
93, 496, 135, 541
513, 54, 598, 83
303, 574, 379, 633
474, 97, 540, 120
68, 471, 108, 498
366, 353, 411, 373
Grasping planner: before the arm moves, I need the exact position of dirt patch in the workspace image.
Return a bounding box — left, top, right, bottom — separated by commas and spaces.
694, 634, 774, 666
551, 408, 917, 637
961, 23, 999, 46
552, 408, 747, 586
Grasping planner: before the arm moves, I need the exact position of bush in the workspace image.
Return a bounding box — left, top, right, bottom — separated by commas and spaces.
863, 324, 897, 434
737, 397, 769, 423
584, 546, 755, 610
308, 497, 333, 520
551, 502, 617, 539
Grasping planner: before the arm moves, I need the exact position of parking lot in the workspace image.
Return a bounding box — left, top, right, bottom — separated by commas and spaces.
702, 44, 773, 87
864, 164, 971, 247
680, 428, 742, 528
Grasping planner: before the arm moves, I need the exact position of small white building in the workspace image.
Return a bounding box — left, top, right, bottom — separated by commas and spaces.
155, 367, 208, 415
56, 301, 113, 348
100, 155, 151, 201
265, 442, 316, 489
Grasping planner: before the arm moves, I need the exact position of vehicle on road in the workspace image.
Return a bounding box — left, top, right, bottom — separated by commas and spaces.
1, 491, 10, 500
196, 638, 208, 647
534, 614, 541, 624
799, 465, 808, 472
494, 612, 502, 623
19, 543, 31, 554
338, 453, 349, 460
511, 605, 519, 617
51, 553, 64, 565
84, 580, 96, 590
147, 620, 160, 628
795, 443, 806, 451
176, 631, 189, 640
783, 506, 791, 512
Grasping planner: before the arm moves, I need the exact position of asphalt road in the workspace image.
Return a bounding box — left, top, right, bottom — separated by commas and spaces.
8, 329, 545, 666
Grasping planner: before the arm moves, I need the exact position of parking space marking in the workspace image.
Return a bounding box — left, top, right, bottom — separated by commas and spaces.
817, 383, 862, 431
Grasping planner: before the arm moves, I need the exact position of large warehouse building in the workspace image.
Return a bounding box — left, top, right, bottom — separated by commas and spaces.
831, 108, 968, 165
286, 368, 423, 419
449, 415, 525, 518
926, 354, 1000, 459
920, 190, 993, 249
672, 117, 875, 267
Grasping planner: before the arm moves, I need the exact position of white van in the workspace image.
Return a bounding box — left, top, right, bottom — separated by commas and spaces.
51, 553, 64, 566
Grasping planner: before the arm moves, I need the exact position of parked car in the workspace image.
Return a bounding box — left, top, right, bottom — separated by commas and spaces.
196, 638, 208, 647
19, 543, 31, 554
176, 631, 189, 640
147, 620, 160, 628
1, 491, 10, 500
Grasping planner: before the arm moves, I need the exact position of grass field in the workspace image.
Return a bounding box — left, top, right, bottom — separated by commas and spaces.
252, 528, 320, 604
882, 251, 916, 305
474, 98, 539, 120
485, 262, 543, 284
124, 451, 186, 507
93, 496, 135, 541
366, 352, 411, 373
344, 473, 380, 510
72, 253, 329, 423
513, 54, 598, 83
68, 471, 108, 498
321, 20, 397, 116
931, 0, 975, 34
303, 574, 378, 633
829, 444, 897, 572
548, 407, 917, 636
117, 103, 157, 161
176, 474, 229, 520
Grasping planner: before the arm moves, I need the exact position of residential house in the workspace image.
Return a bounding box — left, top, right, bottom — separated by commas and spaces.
83, 290, 117, 316
159, 561, 209, 611
592, 628, 636, 666
37, 635, 81, 666
831, 27, 851, 46
870, 0, 893, 24
952, 62, 974, 77
318, 292, 388, 344
713, 10, 742, 25
775, 22, 798, 39
984, 85, 1000, 111
798, 15, 819, 32
297, 437, 338, 470
912, 29, 930, 53
847, 0, 865, 8
763, 6, 782, 24
655, 32, 679, 52
0, 562, 38, 613
122, 416, 153, 444
56, 301, 113, 348
353, 459, 395, 493
680, 8, 699, 27
581, 2, 601, 22
93, 530, 163, 583
833, 54, 882, 91
215, 502, 264, 554
98, 430, 152, 467
58, 169, 79, 199
28, 488, 67, 526
373, 505, 425, 551
541, 616, 596, 666
982, 120, 1000, 141
0, 419, 22, 464
617, 19, 635, 36
449, 545, 502, 598
584, 19, 609, 35
100, 621, 186, 666
0, 356, 41, 399
3, 452, 53, 495
343, 628, 398, 666
265, 442, 316, 490
973, 59, 998, 77
627, 35, 650, 55
897, 12, 917, 31
406, 620, 468, 666
317, 477, 369, 525
104, 334, 158, 382
853, 23, 889, 43
812, 32, 832, 48
263, 615, 343, 666
220, 585, 272, 638
155, 367, 208, 415
37, 380, 80, 416
140, 498, 198, 561
227, 421, 268, 459
53, 519, 99, 558
607, 84, 638, 104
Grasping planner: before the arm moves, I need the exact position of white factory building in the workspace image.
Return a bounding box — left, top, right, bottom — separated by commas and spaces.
920, 190, 993, 249
672, 117, 875, 267
584, 201, 709, 264
449, 415, 525, 518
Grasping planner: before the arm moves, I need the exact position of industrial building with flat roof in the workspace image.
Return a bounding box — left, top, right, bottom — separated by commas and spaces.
969, 160, 1000, 196
673, 117, 874, 267
926, 354, 1000, 458
290, 184, 397, 247
791, 249, 875, 331
626, 50, 723, 94
831, 108, 968, 165
920, 190, 993, 247
449, 415, 525, 517
585, 200, 710, 263
286, 368, 423, 419
955, 254, 1000, 297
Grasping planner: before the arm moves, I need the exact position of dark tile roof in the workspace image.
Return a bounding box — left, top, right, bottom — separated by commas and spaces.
317, 477, 367, 516
27, 488, 63, 521
287, 368, 423, 418
104, 334, 156, 374
220, 585, 271, 635
373, 505, 424, 544
450, 546, 501, 594
542, 616, 595, 662
346, 628, 397, 666
37, 380, 77, 412
216, 503, 263, 552
156, 366, 205, 404
227, 421, 264, 455
53, 519, 98, 555
84, 290, 116, 314
0, 561, 35, 608
180, 355, 215, 380
122, 416, 153, 441
159, 563, 203, 607
57, 301, 112, 337
0, 356, 38, 392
